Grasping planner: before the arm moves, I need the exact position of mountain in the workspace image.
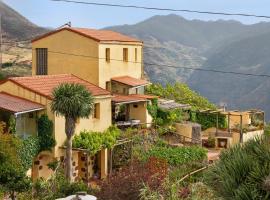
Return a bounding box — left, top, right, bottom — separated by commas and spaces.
2, 2, 270, 119
106, 14, 270, 83
188, 31, 270, 115
106, 14, 270, 119
0, 1, 47, 41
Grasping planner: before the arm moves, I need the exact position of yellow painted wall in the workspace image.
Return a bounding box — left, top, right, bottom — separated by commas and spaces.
175, 123, 193, 139
98, 43, 143, 88
32, 30, 143, 89
129, 102, 152, 124
228, 113, 251, 128
32, 30, 100, 86
0, 80, 112, 157
53, 96, 112, 157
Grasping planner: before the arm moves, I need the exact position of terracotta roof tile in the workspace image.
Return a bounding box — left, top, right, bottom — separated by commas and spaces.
8, 74, 110, 99
0, 92, 44, 113
32, 27, 142, 43
112, 94, 148, 104
129, 94, 158, 100
111, 76, 149, 87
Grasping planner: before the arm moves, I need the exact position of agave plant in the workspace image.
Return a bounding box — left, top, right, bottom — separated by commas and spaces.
205, 135, 270, 200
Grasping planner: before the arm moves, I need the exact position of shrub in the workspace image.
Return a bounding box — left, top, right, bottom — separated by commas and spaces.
207, 136, 216, 148
8, 115, 16, 134
37, 114, 55, 152
97, 158, 168, 200
189, 182, 221, 200
191, 112, 227, 130
147, 98, 182, 127
146, 83, 216, 110
0, 135, 31, 200
205, 135, 270, 200
18, 136, 40, 171
33, 169, 91, 200
73, 126, 120, 154
145, 146, 207, 166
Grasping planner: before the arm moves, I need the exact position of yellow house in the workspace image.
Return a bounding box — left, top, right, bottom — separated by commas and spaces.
32, 27, 143, 89
31, 27, 153, 126
0, 27, 154, 181
0, 74, 112, 180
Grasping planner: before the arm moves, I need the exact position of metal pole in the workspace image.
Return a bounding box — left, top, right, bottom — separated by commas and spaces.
240, 114, 243, 143
228, 113, 231, 133
216, 113, 219, 135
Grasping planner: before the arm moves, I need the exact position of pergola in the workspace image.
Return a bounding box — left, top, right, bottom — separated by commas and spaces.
196, 109, 265, 143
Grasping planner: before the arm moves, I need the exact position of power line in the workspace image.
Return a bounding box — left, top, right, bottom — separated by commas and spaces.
2, 41, 205, 62
50, 0, 270, 19
47, 49, 270, 78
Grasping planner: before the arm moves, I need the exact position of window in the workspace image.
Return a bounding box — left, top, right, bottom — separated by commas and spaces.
123, 48, 128, 62
135, 48, 137, 62
106, 81, 111, 91
105, 48, 110, 62
93, 103, 100, 119
36, 48, 48, 75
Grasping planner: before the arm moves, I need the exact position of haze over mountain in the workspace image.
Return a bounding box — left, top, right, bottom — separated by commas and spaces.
106, 14, 270, 119
0, 1, 47, 41
2, 0, 270, 119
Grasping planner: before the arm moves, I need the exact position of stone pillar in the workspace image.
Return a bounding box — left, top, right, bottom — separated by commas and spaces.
100, 148, 108, 179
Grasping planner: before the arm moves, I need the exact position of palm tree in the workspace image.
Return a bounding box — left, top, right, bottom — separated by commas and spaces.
51, 83, 94, 181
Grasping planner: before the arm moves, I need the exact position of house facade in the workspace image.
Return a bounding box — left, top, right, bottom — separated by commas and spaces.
0, 27, 154, 181
31, 27, 152, 126
0, 74, 112, 180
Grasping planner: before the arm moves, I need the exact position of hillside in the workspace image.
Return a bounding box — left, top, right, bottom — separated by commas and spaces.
0, 1, 49, 77
0, 1, 47, 41
2, 2, 270, 119
106, 15, 270, 119
188, 31, 270, 116
106, 14, 270, 83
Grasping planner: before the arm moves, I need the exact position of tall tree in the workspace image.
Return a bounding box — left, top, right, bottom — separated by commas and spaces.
51, 83, 94, 181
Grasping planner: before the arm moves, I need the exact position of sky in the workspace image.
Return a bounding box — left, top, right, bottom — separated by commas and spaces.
3, 0, 270, 29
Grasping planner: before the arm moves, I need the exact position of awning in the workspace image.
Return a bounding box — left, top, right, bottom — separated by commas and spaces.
111, 76, 149, 87
0, 92, 44, 115
112, 94, 149, 105
158, 99, 191, 110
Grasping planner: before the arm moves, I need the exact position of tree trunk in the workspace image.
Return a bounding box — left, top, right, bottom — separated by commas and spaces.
10, 191, 15, 200
65, 117, 76, 182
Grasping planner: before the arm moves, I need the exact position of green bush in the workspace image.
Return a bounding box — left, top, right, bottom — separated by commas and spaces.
33, 169, 91, 200
146, 83, 216, 110
8, 115, 16, 134
18, 136, 40, 171
0, 135, 32, 200
205, 135, 270, 200
145, 146, 207, 166
191, 112, 227, 130
207, 136, 216, 148
73, 126, 120, 154
147, 98, 182, 126
38, 114, 56, 152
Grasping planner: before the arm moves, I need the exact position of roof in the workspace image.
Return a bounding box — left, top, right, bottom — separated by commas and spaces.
111, 76, 149, 87
129, 94, 157, 100
32, 27, 142, 43
158, 99, 191, 110
6, 74, 110, 99
112, 94, 149, 104
0, 92, 44, 114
